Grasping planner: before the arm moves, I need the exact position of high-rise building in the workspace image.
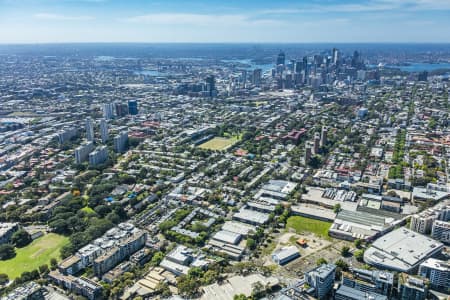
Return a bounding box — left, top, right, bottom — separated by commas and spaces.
75, 141, 94, 164
276, 51, 286, 66
305, 263, 336, 299
398, 273, 428, 300
314, 132, 321, 154
115, 102, 128, 117
294, 61, 303, 73
431, 220, 450, 244
333, 48, 340, 64
304, 141, 313, 163
128, 100, 138, 115
411, 212, 438, 234
85, 117, 94, 142
205, 75, 216, 97
418, 258, 450, 291
100, 119, 108, 144
58, 127, 79, 144
252, 69, 262, 86
89, 146, 108, 166
320, 126, 328, 147
114, 131, 128, 153
103, 103, 114, 120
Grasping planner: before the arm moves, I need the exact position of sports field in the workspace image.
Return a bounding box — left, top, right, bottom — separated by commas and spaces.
0, 233, 69, 278
199, 136, 239, 150
286, 216, 332, 239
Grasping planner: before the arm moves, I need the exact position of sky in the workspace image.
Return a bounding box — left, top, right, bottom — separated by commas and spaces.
1, 0, 450, 44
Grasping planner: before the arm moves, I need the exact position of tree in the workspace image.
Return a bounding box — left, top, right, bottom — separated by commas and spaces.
354, 239, 362, 249
12, 229, 32, 248
246, 238, 257, 250
0, 244, 15, 260
354, 249, 365, 262
39, 264, 49, 275
50, 258, 58, 269
177, 275, 199, 297
234, 294, 249, 300
316, 258, 328, 266
341, 246, 350, 257
0, 273, 9, 285
150, 251, 164, 266
333, 203, 342, 214
335, 259, 349, 271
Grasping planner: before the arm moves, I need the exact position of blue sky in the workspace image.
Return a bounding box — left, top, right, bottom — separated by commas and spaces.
1, 0, 450, 43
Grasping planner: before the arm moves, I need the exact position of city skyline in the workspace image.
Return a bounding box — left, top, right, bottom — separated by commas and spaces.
1, 0, 450, 44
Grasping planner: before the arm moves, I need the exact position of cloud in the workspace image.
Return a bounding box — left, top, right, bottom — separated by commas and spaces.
34, 13, 95, 21
120, 13, 282, 26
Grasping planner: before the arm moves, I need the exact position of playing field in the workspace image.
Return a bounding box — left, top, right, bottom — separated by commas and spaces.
199, 137, 238, 150
0, 233, 69, 278
286, 216, 332, 239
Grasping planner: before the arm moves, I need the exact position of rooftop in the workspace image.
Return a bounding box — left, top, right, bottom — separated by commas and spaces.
364, 227, 444, 272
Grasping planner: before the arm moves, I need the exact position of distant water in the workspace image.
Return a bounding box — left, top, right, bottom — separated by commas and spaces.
135, 70, 161, 76
379, 62, 450, 72
222, 59, 273, 72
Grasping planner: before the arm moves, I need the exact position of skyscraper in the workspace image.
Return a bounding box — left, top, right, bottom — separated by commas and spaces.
276, 51, 285, 66
252, 69, 262, 86
128, 100, 138, 115
115, 102, 128, 117
86, 117, 94, 142
103, 103, 114, 120
333, 48, 340, 64
100, 119, 108, 143
320, 126, 328, 148
205, 75, 216, 97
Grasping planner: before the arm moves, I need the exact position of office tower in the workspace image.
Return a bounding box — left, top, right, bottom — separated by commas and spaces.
103, 103, 114, 120
241, 70, 247, 86
115, 102, 128, 117
431, 220, 450, 244
418, 258, 449, 291
114, 131, 128, 153
351, 50, 361, 68
75, 141, 94, 164
252, 69, 262, 86
305, 264, 336, 299
100, 119, 108, 144
294, 61, 303, 73
314, 132, 321, 154
128, 100, 138, 115
289, 59, 296, 72
304, 141, 313, 164
205, 75, 216, 97
398, 273, 428, 300
357, 70, 366, 81
276, 51, 285, 66
303, 56, 309, 83
85, 117, 94, 142
320, 126, 328, 147
333, 48, 340, 64
89, 146, 108, 166
284, 73, 293, 89
418, 71, 428, 81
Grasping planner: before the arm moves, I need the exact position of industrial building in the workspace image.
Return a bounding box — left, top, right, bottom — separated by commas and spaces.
363, 228, 444, 273
271, 246, 300, 265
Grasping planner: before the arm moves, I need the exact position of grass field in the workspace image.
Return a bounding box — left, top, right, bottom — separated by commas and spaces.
286, 216, 332, 239
199, 136, 239, 150
0, 233, 69, 278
